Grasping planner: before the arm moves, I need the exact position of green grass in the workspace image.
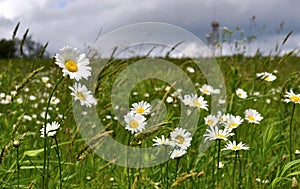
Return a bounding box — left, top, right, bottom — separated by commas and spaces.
0, 54, 299, 189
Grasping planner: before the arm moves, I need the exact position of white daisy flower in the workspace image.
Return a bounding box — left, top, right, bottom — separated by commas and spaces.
236, 88, 248, 99
40, 121, 60, 138
283, 89, 300, 104
50, 96, 60, 105
186, 66, 195, 73
244, 109, 263, 124
69, 83, 97, 108
256, 72, 277, 82
130, 100, 151, 115
54, 46, 91, 81
203, 125, 234, 142
179, 94, 208, 110
152, 135, 174, 146
170, 127, 192, 150
224, 115, 244, 130
170, 148, 187, 159
29, 95, 36, 101
204, 114, 219, 126
199, 84, 220, 95
222, 140, 249, 151
124, 112, 147, 134
41, 76, 50, 83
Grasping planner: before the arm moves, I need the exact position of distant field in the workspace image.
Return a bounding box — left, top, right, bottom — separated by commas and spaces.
0, 54, 299, 189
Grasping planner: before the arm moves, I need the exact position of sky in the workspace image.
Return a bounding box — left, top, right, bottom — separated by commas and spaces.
0, 0, 299, 57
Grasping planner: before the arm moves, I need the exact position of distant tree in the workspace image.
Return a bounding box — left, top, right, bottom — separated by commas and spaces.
0, 39, 16, 58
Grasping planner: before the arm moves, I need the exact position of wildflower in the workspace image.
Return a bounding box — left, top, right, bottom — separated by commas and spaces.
256, 72, 277, 82
236, 88, 247, 99
179, 94, 208, 110
69, 83, 97, 107
50, 96, 60, 105
244, 109, 263, 124
55, 46, 91, 81
199, 84, 220, 95
283, 89, 300, 104
204, 114, 219, 127
152, 135, 174, 146
203, 125, 234, 142
124, 112, 147, 134
40, 121, 60, 138
222, 140, 249, 151
255, 178, 269, 184
130, 100, 151, 115
170, 127, 192, 150
41, 76, 50, 83
224, 115, 244, 130
186, 66, 195, 73
166, 96, 173, 103
170, 148, 187, 159
29, 95, 36, 101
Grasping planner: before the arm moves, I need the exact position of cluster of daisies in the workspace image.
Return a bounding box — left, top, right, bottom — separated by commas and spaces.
40, 46, 97, 138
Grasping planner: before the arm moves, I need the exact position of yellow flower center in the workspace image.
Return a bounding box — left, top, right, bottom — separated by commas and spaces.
129, 120, 139, 128
229, 123, 238, 128
290, 95, 300, 103
136, 107, 145, 114
264, 76, 270, 81
215, 134, 225, 139
193, 100, 201, 107
65, 60, 78, 72
238, 93, 243, 97
203, 89, 210, 94
175, 135, 185, 144
232, 146, 241, 151
248, 115, 255, 121
76, 92, 86, 101
207, 120, 214, 125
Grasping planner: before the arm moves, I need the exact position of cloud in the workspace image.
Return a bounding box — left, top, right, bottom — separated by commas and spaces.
0, 0, 299, 56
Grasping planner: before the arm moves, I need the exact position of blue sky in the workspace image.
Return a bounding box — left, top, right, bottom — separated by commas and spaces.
0, 0, 299, 56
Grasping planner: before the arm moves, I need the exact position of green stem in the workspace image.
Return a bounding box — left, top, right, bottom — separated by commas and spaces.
16, 147, 19, 189
217, 139, 221, 188
175, 157, 180, 180
233, 151, 237, 189
289, 103, 296, 162
127, 134, 131, 189
43, 76, 64, 189
54, 136, 62, 189
238, 151, 242, 189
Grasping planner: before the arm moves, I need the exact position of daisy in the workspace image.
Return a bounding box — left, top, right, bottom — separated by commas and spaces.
203, 125, 234, 142
244, 109, 263, 124
199, 84, 220, 95
170, 127, 192, 150
124, 112, 147, 134
41, 76, 50, 83
204, 114, 219, 127
69, 82, 97, 107
224, 115, 244, 130
222, 140, 249, 151
54, 46, 91, 81
283, 89, 300, 104
40, 121, 60, 138
130, 100, 151, 115
236, 88, 247, 99
152, 135, 174, 146
170, 148, 187, 159
256, 72, 277, 82
180, 94, 208, 110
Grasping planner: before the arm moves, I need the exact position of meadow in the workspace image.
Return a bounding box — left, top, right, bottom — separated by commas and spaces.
0, 30, 300, 189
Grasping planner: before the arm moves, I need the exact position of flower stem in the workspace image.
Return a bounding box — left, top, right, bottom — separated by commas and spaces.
127, 134, 131, 189
233, 151, 237, 189
175, 157, 180, 180
43, 76, 64, 189
217, 139, 221, 188
54, 136, 62, 189
16, 147, 19, 189
289, 103, 296, 162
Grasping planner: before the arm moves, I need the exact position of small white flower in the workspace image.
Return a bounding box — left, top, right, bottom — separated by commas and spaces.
41, 76, 50, 83
170, 127, 192, 150
40, 121, 60, 138
166, 96, 173, 103
152, 135, 174, 146
50, 96, 60, 105
256, 72, 277, 82
170, 148, 187, 159
222, 140, 249, 151
186, 66, 195, 73
124, 112, 147, 134
283, 89, 300, 104
224, 115, 244, 130
130, 100, 151, 115
236, 88, 247, 99
179, 94, 208, 110
203, 125, 234, 142
244, 109, 263, 124
69, 82, 97, 107
55, 46, 91, 81
199, 84, 220, 95
204, 114, 219, 127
